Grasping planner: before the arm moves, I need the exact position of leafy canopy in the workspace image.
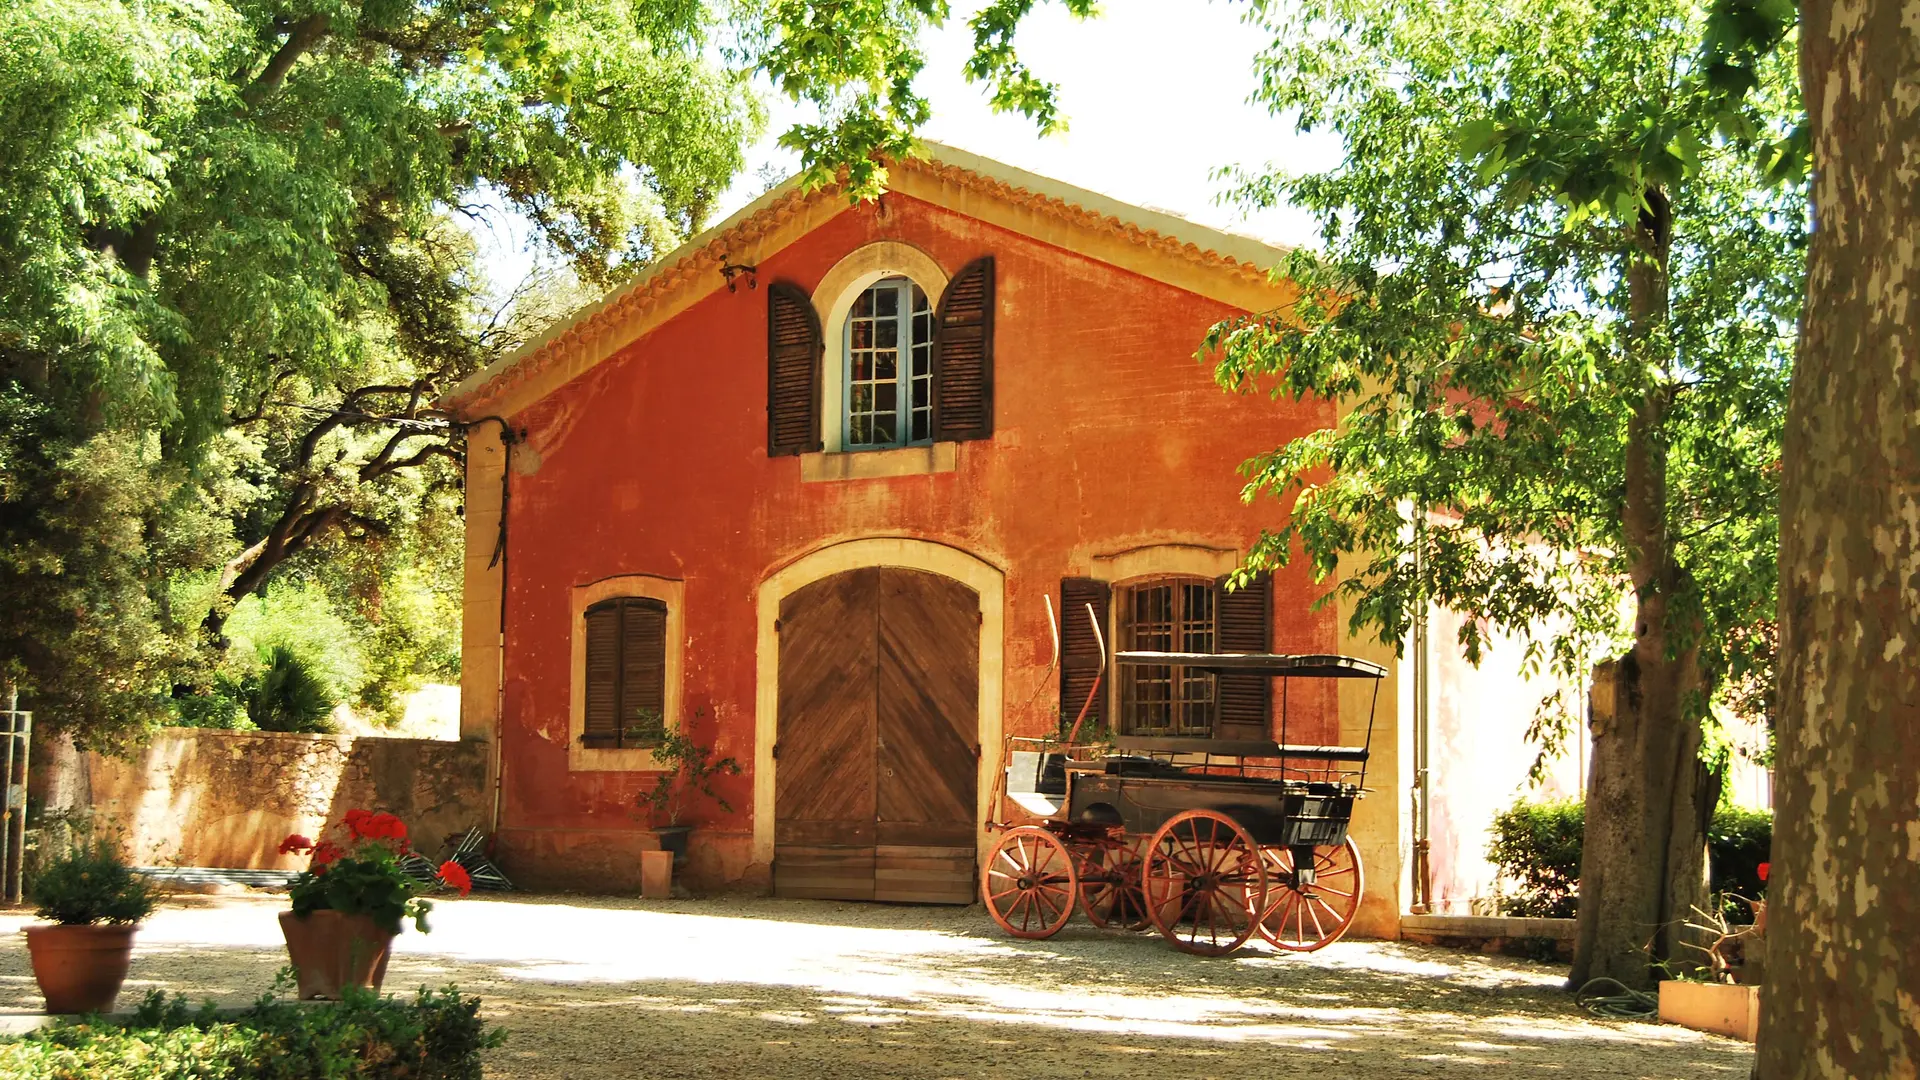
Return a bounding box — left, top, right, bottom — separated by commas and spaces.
1208, 0, 1804, 735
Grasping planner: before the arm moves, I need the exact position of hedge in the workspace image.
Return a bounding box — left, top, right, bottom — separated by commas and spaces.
0, 982, 504, 1080
1487, 799, 1772, 920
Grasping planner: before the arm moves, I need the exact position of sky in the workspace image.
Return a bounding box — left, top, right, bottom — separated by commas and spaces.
470, 0, 1345, 295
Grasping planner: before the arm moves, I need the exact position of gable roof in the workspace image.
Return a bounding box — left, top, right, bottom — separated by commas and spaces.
442, 141, 1296, 419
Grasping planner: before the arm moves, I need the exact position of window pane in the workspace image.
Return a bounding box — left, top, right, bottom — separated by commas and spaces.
850, 414, 871, 444
874, 413, 896, 443
876, 382, 896, 412
912, 283, 928, 312
911, 379, 928, 408
876, 319, 897, 348
854, 290, 873, 317
852, 384, 872, 412
876, 286, 898, 317
875, 350, 897, 380
852, 320, 872, 349
911, 410, 929, 443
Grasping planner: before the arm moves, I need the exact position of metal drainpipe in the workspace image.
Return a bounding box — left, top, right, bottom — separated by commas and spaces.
1409, 512, 1433, 915
463, 418, 516, 836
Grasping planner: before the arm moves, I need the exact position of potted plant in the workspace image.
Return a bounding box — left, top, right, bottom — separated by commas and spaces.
22, 835, 155, 1014
277, 809, 471, 1000
637, 723, 742, 864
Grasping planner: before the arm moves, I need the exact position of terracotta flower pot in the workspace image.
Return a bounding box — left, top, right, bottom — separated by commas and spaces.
278, 910, 396, 1000
23, 923, 139, 1015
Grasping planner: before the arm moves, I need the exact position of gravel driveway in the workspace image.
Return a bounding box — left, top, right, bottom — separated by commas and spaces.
0, 894, 1752, 1079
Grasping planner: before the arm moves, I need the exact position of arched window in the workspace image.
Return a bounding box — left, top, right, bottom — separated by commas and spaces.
843, 276, 934, 448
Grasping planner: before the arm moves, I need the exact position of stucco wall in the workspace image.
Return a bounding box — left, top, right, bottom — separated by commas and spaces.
480, 193, 1412, 931
35, 729, 487, 870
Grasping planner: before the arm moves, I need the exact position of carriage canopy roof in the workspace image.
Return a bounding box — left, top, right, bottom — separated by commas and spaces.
1113, 652, 1388, 679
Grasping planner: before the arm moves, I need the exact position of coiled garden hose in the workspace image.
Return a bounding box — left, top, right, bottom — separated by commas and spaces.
1576, 977, 1660, 1019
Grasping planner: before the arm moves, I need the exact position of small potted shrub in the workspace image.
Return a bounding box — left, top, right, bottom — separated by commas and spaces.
23, 836, 155, 1014
277, 809, 470, 1000
638, 723, 742, 864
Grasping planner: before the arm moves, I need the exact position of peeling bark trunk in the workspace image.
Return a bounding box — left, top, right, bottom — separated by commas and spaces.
1760, 0, 1920, 1073
1568, 187, 1714, 991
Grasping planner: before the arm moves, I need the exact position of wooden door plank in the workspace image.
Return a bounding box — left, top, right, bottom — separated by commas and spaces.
774, 568, 879, 901
874, 844, 976, 905
876, 569, 980, 836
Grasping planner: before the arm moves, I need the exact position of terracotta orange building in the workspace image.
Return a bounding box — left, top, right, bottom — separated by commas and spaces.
442, 145, 1421, 936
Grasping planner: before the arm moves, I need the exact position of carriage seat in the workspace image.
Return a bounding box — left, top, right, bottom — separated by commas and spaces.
1005, 750, 1067, 816
1109, 736, 1370, 762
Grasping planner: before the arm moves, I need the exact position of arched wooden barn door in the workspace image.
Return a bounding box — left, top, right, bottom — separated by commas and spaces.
774, 567, 979, 903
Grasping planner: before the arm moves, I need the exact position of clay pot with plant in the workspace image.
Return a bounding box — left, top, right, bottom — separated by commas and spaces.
277, 809, 471, 999
638, 721, 742, 863
23, 836, 156, 1014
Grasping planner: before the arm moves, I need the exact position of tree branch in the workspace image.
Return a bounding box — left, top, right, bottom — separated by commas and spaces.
242, 15, 331, 106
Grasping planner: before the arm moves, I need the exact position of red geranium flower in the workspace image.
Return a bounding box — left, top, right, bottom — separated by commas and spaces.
1758, 862, 1770, 882
342, 808, 372, 840
310, 841, 345, 871
438, 861, 473, 897
278, 834, 314, 855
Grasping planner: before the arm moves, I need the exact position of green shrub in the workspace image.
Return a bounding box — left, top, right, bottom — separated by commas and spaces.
1487, 798, 1585, 918
0, 983, 504, 1080
245, 645, 337, 733
1709, 805, 1772, 900
28, 836, 155, 926
1486, 799, 1773, 919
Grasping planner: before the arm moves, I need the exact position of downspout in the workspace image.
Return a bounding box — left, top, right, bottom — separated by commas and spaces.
463, 417, 517, 836
1410, 508, 1433, 914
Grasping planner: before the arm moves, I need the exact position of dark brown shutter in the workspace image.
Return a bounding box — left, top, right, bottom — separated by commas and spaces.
619, 598, 668, 745
767, 281, 823, 456
583, 597, 668, 749
1059, 577, 1111, 733
583, 601, 621, 747
932, 256, 994, 441
1215, 573, 1272, 740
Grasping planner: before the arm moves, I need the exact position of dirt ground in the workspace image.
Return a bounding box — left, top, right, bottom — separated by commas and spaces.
0, 894, 1752, 1079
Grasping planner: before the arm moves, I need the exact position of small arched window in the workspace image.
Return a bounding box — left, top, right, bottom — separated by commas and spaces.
843, 276, 934, 448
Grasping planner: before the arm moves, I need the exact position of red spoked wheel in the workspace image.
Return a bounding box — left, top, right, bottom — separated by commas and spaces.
1142, 810, 1268, 956
1077, 836, 1151, 930
982, 826, 1079, 939
1257, 838, 1365, 952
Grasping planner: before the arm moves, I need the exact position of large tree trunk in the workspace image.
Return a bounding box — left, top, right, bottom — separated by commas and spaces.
1760, 0, 1920, 1073
1567, 187, 1716, 991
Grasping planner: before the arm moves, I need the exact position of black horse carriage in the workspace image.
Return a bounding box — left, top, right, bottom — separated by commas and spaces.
982, 645, 1384, 955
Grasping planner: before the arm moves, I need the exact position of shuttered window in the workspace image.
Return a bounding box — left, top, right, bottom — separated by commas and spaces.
1213, 572, 1273, 740
844, 277, 935, 447
768, 281, 824, 457
1058, 577, 1111, 733
932, 256, 994, 442
1119, 579, 1218, 736
582, 597, 668, 749
1112, 573, 1273, 739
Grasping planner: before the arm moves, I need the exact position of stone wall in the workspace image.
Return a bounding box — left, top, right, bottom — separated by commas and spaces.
34, 729, 488, 870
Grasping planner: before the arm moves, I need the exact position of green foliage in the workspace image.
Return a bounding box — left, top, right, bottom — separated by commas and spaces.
28, 836, 155, 926
639, 722, 743, 827
1488, 799, 1772, 918
244, 646, 337, 734
286, 812, 433, 935
1708, 804, 1772, 900
1207, 0, 1805, 760
0, 983, 504, 1079
1487, 799, 1586, 918
227, 582, 366, 707
0, 389, 229, 753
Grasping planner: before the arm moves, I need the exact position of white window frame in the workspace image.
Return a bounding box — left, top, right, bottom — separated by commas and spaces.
841, 276, 934, 451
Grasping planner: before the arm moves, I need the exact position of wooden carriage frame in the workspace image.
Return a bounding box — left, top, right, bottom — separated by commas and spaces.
980, 606, 1385, 956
